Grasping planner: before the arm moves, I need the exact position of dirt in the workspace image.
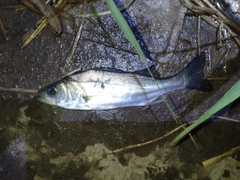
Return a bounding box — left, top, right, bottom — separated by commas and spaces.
0, 0, 240, 179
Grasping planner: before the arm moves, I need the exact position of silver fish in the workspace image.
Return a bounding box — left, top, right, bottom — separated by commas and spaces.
37, 52, 212, 110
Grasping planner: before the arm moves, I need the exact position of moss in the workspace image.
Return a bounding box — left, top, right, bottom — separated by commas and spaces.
0, 98, 20, 126
24, 99, 62, 124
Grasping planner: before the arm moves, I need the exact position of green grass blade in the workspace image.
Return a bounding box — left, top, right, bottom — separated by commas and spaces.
105, 0, 154, 78
171, 80, 240, 146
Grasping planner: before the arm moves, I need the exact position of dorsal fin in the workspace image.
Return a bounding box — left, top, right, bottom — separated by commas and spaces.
64, 66, 160, 78
93, 67, 125, 73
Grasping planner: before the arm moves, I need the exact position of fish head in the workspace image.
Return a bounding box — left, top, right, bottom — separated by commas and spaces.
37, 80, 68, 107
37, 78, 90, 109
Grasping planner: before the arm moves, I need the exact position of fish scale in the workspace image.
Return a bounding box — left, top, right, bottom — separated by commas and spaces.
37, 52, 212, 110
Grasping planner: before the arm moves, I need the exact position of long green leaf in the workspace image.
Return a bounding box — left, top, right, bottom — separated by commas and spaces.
171, 80, 240, 146
105, 0, 154, 78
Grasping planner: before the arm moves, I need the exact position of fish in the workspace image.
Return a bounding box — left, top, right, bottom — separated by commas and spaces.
37, 52, 213, 110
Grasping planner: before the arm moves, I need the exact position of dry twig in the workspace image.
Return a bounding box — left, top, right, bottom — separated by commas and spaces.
20, 0, 68, 48
0, 87, 38, 94
202, 146, 240, 168
60, 0, 86, 74
215, 116, 240, 123
108, 121, 195, 155
0, 20, 8, 40
21, 17, 47, 49
109, 114, 239, 155
180, 0, 240, 46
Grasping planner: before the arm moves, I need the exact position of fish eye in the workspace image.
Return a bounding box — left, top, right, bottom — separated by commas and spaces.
48, 87, 56, 95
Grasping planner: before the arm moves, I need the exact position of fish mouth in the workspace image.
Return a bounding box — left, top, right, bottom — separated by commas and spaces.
34, 94, 45, 103
35, 94, 56, 106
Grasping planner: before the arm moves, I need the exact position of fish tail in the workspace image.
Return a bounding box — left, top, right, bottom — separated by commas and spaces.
180, 52, 213, 91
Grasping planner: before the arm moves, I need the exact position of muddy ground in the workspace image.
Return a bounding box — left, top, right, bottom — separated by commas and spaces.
0, 0, 240, 179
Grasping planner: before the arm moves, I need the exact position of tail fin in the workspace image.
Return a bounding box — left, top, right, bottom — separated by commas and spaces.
179, 52, 213, 91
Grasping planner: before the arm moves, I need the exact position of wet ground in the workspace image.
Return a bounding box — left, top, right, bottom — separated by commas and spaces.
0, 0, 240, 179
